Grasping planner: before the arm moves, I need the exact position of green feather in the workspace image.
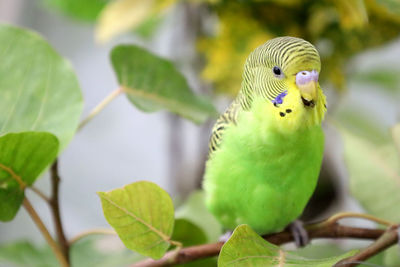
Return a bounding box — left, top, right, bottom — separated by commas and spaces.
204, 98, 324, 234
203, 36, 327, 235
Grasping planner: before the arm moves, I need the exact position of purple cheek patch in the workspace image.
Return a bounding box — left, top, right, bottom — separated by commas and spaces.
272, 90, 287, 106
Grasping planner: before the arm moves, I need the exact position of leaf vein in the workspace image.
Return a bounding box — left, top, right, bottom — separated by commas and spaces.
100, 193, 170, 242
122, 86, 211, 116
0, 163, 25, 189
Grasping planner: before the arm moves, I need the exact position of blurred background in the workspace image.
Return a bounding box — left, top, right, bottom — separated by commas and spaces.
0, 0, 399, 264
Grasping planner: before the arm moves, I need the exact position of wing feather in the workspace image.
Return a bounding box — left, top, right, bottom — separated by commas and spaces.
208, 99, 241, 155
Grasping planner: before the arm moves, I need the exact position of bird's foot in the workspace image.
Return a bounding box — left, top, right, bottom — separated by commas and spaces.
219, 231, 233, 243
288, 220, 309, 247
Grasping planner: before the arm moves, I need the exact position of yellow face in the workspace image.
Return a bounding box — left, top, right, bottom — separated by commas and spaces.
243, 37, 327, 130
244, 36, 322, 109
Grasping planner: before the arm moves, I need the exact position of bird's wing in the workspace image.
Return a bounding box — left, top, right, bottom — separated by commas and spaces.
208, 99, 241, 155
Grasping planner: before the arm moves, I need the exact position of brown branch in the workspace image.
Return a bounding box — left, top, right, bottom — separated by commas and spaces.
68, 228, 116, 245
23, 198, 69, 267
334, 225, 399, 267
131, 220, 397, 267
29, 186, 50, 202
50, 160, 70, 264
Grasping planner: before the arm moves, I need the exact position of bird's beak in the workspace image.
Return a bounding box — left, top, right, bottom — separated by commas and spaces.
295, 70, 319, 107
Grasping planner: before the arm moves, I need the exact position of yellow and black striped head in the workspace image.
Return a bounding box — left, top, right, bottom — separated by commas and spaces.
240, 37, 322, 109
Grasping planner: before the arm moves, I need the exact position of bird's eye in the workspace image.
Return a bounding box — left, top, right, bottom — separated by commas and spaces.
273, 66, 282, 76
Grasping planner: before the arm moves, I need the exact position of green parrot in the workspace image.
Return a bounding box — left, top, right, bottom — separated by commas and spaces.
203, 36, 327, 239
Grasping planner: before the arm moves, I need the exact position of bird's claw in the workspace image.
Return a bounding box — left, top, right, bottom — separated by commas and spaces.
289, 220, 309, 247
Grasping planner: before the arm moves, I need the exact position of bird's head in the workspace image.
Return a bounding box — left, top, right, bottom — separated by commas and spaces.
240, 36, 326, 128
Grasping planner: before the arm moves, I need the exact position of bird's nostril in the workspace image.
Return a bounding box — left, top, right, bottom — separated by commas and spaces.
296, 70, 319, 85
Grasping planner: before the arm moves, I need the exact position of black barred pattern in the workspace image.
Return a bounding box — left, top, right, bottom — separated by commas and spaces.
240, 36, 320, 107
208, 99, 241, 154
208, 37, 321, 154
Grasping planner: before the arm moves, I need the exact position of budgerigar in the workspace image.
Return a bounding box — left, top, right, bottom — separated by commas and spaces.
203, 37, 327, 237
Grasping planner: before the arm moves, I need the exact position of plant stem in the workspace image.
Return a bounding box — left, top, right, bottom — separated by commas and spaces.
50, 160, 70, 263
78, 87, 123, 131
69, 228, 116, 245
131, 219, 396, 267
169, 240, 183, 250
23, 198, 69, 267
334, 225, 399, 267
29, 186, 50, 202
326, 212, 395, 227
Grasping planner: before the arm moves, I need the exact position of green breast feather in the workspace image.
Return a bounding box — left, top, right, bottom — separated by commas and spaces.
204, 97, 324, 234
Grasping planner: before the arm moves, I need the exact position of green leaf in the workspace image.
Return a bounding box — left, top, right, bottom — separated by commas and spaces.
70, 236, 144, 267
96, 0, 154, 42
218, 225, 357, 267
383, 245, 400, 267
376, 0, 400, 16
333, 0, 368, 29
0, 236, 143, 267
184, 258, 218, 267
0, 24, 83, 151
42, 0, 108, 21
295, 244, 349, 259
0, 132, 59, 221
392, 123, 400, 154
171, 218, 217, 267
134, 13, 164, 39
351, 68, 400, 92
342, 130, 400, 222
95, 0, 175, 42
170, 217, 218, 267
295, 242, 390, 266
171, 218, 207, 248
175, 191, 222, 242
98, 181, 175, 259
334, 107, 390, 144
110, 45, 217, 124
0, 241, 57, 267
